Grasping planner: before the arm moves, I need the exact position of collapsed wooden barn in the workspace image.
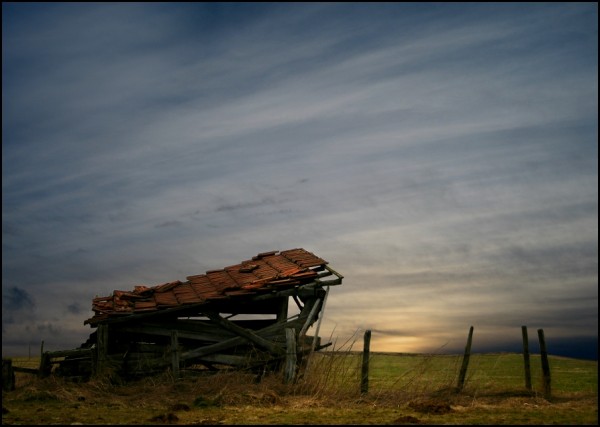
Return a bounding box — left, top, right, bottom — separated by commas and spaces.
45, 248, 343, 381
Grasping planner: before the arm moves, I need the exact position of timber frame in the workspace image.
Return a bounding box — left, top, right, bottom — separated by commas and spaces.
47, 250, 343, 382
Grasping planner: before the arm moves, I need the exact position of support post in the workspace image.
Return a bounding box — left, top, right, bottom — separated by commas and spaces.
96, 324, 109, 375
276, 297, 289, 323
538, 328, 551, 399
361, 329, 371, 395
521, 325, 532, 391
284, 328, 297, 384
171, 330, 180, 380
457, 326, 474, 392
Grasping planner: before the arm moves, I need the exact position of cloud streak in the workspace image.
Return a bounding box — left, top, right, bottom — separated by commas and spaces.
2, 3, 597, 358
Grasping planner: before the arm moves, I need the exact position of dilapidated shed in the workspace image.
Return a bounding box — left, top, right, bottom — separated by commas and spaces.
48, 248, 342, 381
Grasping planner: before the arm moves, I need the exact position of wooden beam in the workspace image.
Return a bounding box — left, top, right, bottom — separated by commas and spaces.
196, 353, 253, 367
292, 295, 303, 311
324, 264, 344, 280
181, 317, 301, 362
299, 299, 322, 338
13, 366, 39, 375
44, 348, 92, 359
204, 311, 286, 356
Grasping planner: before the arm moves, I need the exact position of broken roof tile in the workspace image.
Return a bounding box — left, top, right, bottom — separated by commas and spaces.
84, 248, 331, 326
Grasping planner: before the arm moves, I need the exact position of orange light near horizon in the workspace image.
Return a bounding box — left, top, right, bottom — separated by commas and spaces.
370, 334, 432, 354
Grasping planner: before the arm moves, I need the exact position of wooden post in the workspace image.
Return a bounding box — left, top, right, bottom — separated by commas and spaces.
361, 329, 371, 395
39, 353, 51, 378
171, 330, 180, 380
537, 328, 551, 399
38, 341, 51, 378
96, 324, 109, 375
521, 326, 532, 391
276, 297, 289, 323
2, 358, 15, 391
457, 326, 474, 391
284, 328, 297, 384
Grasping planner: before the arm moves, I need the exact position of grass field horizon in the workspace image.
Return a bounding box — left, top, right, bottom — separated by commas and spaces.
2, 350, 597, 425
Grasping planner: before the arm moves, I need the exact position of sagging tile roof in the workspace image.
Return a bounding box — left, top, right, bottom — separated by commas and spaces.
85, 248, 329, 326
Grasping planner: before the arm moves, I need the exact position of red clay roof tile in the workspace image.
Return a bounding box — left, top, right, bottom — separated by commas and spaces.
84, 248, 330, 326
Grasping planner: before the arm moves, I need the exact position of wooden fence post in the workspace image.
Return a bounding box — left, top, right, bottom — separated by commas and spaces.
521, 326, 532, 391
361, 329, 371, 395
284, 328, 297, 384
2, 358, 15, 391
38, 340, 52, 378
457, 326, 474, 392
537, 328, 551, 399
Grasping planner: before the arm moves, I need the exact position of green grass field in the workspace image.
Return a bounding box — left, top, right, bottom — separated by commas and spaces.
2, 352, 597, 425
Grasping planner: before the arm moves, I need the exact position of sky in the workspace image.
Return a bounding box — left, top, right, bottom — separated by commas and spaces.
2, 3, 598, 360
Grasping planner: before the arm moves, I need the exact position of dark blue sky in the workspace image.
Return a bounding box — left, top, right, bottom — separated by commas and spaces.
2, 3, 598, 359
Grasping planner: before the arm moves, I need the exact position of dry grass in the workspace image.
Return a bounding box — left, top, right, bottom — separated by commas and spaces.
2, 347, 597, 425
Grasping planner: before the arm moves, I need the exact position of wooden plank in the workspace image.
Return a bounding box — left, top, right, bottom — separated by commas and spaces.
12, 366, 39, 375
196, 353, 253, 367
45, 348, 92, 359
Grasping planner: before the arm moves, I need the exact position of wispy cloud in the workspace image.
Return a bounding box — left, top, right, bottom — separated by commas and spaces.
2, 3, 597, 358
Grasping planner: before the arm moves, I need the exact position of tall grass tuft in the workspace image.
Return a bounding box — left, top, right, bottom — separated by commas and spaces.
294, 329, 363, 403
